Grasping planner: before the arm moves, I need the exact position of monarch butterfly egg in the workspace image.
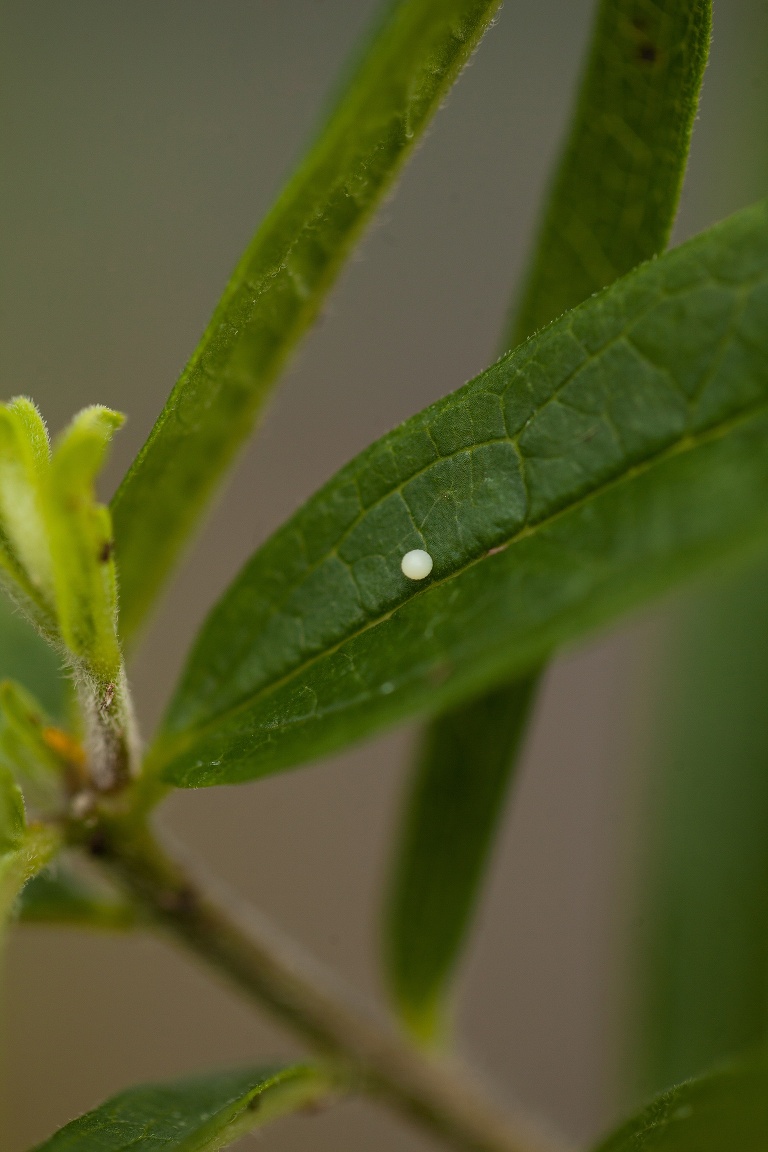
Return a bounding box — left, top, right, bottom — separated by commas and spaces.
401, 549, 433, 580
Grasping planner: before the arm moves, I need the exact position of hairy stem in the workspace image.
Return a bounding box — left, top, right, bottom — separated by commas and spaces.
77, 817, 573, 1152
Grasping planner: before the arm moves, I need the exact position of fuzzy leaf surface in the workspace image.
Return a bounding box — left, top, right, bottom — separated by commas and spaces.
592, 1051, 768, 1151
110, 0, 503, 642
387, 0, 712, 1038
30, 1065, 328, 1152
44, 407, 124, 680
152, 199, 768, 788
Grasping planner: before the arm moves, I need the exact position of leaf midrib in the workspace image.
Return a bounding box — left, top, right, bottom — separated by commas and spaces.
151, 382, 768, 770
188, 268, 753, 674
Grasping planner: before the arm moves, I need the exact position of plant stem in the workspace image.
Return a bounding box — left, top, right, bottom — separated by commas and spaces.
79, 817, 573, 1152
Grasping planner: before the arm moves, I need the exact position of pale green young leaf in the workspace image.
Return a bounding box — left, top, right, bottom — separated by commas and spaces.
29, 1064, 331, 1152
18, 865, 139, 931
149, 199, 768, 788
111, 0, 504, 644
386, 0, 712, 1039
591, 1051, 768, 1152
385, 680, 535, 1040
44, 406, 124, 680
0, 399, 56, 633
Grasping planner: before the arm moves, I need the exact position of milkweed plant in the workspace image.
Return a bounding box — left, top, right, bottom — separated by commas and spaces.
3, 1, 768, 1150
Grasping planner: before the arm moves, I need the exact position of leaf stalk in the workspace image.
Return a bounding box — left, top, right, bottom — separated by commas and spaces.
69, 814, 573, 1152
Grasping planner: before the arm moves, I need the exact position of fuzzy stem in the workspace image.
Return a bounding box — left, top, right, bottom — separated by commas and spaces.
79, 818, 573, 1152
75, 663, 138, 794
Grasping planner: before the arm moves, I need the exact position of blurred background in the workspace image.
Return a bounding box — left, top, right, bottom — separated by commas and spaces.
1, 1, 767, 1148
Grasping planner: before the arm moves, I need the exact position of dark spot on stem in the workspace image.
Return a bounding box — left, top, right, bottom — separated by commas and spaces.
99, 540, 114, 563
88, 829, 110, 857
637, 41, 657, 63
157, 885, 198, 916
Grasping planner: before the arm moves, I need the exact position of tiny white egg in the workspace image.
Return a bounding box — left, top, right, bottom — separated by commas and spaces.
401, 549, 433, 580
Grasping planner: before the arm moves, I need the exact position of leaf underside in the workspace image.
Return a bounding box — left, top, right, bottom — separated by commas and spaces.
385, 679, 535, 1039
150, 198, 768, 788
110, 0, 503, 643
29, 1064, 326, 1152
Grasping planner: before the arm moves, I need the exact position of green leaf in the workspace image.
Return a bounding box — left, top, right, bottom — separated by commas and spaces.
0, 763, 26, 854
0, 399, 124, 685
17, 865, 138, 931
386, 0, 712, 1040
385, 679, 535, 1040
150, 198, 768, 789
0, 594, 66, 720
29, 1064, 331, 1152
591, 1050, 768, 1152
110, 0, 504, 644
508, 0, 712, 347
636, 555, 768, 1093
0, 780, 60, 927
0, 399, 57, 636
0, 679, 70, 809
44, 406, 124, 680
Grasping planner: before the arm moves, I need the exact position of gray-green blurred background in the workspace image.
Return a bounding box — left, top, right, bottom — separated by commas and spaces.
1, 2, 767, 1149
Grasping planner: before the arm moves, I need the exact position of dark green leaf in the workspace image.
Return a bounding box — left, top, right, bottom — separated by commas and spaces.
110, 0, 503, 643
386, 0, 712, 1040
30, 1064, 330, 1152
508, 0, 712, 347
18, 865, 138, 931
150, 199, 768, 789
592, 1050, 768, 1151
385, 680, 535, 1039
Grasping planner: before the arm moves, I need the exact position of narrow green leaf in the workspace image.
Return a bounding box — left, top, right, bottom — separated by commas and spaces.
386, 0, 712, 1039
385, 679, 535, 1040
30, 1064, 331, 1152
508, 0, 712, 347
636, 556, 768, 1093
110, 0, 504, 644
591, 1050, 768, 1152
151, 199, 768, 789
17, 866, 138, 931
44, 406, 124, 679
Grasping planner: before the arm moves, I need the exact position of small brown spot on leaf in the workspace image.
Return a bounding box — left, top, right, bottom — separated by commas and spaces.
427, 663, 452, 688
637, 41, 657, 63
99, 540, 114, 563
